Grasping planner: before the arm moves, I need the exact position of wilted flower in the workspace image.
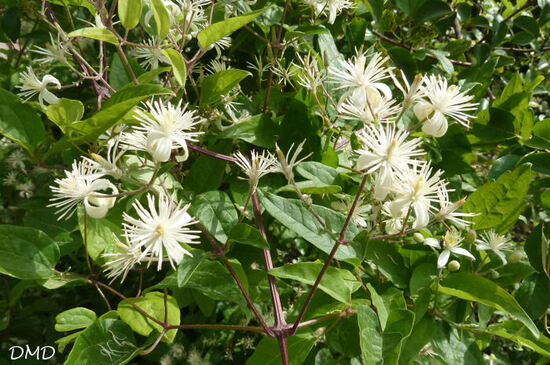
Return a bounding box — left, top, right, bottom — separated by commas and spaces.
16, 67, 61, 108
391, 71, 424, 109
6, 150, 28, 170
475, 230, 514, 264
424, 229, 475, 268
293, 53, 325, 92
122, 194, 200, 271
32, 33, 69, 64
273, 140, 312, 182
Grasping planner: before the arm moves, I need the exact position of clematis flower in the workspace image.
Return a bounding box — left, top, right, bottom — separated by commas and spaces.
306, 0, 354, 24
102, 239, 143, 283
234, 150, 277, 191
475, 230, 515, 264
329, 50, 393, 107
434, 187, 477, 227
413, 74, 477, 137
48, 159, 118, 220
122, 194, 200, 271
16, 66, 61, 108
392, 162, 446, 229
355, 124, 424, 200
120, 99, 203, 162
424, 229, 475, 268
273, 140, 312, 183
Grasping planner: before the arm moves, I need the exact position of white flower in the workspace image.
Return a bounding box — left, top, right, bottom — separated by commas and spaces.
339, 91, 400, 124
355, 124, 424, 200
134, 38, 169, 70
273, 140, 312, 182
332, 198, 372, 228
306, 0, 354, 24
122, 194, 200, 270
271, 61, 297, 87
206, 59, 230, 74
413, 74, 477, 137
32, 33, 69, 64
6, 150, 28, 170
16, 180, 35, 199
234, 150, 277, 190
390, 71, 424, 109
16, 67, 61, 108
382, 200, 407, 234
246, 55, 271, 83
48, 159, 118, 220
3, 171, 19, 186
84, 139, 127, 179
329, 50, 392, 107
434, 187, 476, 227
120, 99, 203, 162
424, 229, 475, 268
209, 36, 231, 58
102, 239, 143, 283
475, 230, 515, 264
293, 53, 326, 92
392, 163, 445, 229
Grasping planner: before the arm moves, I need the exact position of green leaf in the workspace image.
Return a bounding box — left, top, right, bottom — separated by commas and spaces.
68, 27, 119, 45
65, 319, 142, 365
182, 259, 248, 309
524, 224, 549, 275
0, 88, 45, 153
55, 331, 83, 354
520, 153, 550, 175
217, 114, 279, 148
463, 164, 533, 233
269, 262, 360, 303
363, 240, 408, 289
0, 225, 59, 280
258, 191, 360, 261
189, 191, 238, 243
526, 118, 550, 149
198, 9, 265, 49
77, 207, 120, 263
150, 0, 170, 39
246, 330, 316, 365
431, 321, 485, 365
184, 140, 231, 194
395, 0, 428, 17
48, 0, 95, 13
467, 321, 550, 358
437, 272, 539, 337
176, 251, 209, 287
45, 98, 84, 134
55, 308, 97, 332
200, 69, 251, 106
117, 292, 180, 343
295, 161, 340, 186
161, 49, 186, 87
137, 67, 171, 83
357, 305, 383, 364
118, 0, 142, 29
229, 223, 270, 249
276, 180, 342, 195
426, 49, 454, 76
399, 315, 437, 364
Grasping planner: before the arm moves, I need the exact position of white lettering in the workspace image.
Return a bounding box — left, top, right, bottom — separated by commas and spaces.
9, 346, 24, 360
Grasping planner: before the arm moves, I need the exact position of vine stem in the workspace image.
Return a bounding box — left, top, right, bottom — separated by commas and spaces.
195, 223, 274, 336
187, 143, 237, 162
251, 192, 288, 364
290, 174, 368, 334
262, 0, 291, 113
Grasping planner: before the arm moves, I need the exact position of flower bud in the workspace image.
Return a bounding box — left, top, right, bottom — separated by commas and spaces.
491, 270, 500, 279
413, 232, 425, 243
508, 251, 524, 264
466, 229, 477, 244
448, 260, 460, 272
